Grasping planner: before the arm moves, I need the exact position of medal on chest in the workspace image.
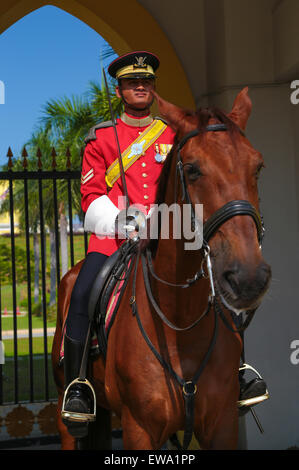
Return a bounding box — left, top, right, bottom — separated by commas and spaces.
154, 143, 172, 163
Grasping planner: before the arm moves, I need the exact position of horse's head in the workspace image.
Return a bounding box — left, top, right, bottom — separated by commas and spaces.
154, 88, 271, 313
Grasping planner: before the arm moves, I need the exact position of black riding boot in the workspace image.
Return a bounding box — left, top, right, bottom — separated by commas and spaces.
62, 335, 95, 438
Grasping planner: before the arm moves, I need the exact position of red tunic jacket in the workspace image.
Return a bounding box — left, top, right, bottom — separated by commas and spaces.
81, 113, 175, 255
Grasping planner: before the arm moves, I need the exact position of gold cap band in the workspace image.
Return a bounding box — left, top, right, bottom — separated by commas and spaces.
116, 64, 155, 79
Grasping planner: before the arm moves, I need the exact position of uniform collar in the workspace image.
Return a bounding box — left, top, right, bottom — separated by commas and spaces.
120, 112, 153, 127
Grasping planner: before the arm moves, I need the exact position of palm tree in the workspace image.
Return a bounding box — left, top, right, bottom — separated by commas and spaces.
41, 45, 122, 172
41, 95, 96, 170
88, 79, 123, 122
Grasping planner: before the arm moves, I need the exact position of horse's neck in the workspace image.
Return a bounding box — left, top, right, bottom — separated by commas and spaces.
154, 157, 203, 290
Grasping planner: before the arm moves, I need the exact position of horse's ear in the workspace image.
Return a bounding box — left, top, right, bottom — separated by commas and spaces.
152, 91, 186, 132
228, 87, 252, 131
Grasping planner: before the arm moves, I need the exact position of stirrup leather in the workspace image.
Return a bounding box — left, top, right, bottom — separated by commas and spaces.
237, 363, 269, 408
61, 377, 96, 423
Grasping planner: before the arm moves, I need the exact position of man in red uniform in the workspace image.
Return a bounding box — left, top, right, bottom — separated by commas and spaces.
81, 58, 175, 256
62, 51, 175, 437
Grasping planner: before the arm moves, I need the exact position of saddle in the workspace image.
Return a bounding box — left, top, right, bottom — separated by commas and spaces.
88, 239, 138, 357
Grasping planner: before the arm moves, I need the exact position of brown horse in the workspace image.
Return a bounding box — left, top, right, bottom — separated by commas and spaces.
52, 87, 271, 450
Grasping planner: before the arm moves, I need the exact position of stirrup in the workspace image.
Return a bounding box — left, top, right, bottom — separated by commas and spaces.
237, 363, 269, 408
61, 377, 96, 423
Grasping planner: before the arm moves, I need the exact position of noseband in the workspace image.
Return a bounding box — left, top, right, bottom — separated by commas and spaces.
176, 124, 265, 246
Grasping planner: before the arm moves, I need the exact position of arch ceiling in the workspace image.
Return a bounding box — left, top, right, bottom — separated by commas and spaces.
0, 0, 195, 108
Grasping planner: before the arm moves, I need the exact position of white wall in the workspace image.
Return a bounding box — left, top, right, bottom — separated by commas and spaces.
139, 0, 299, 449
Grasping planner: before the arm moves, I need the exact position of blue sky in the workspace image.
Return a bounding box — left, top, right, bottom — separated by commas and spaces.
0, 5, 117, 166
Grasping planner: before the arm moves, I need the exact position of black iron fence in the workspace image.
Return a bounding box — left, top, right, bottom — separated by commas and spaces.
0, 146, 87, 406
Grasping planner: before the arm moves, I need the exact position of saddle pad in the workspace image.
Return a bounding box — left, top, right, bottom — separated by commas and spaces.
104, 274, 126, 332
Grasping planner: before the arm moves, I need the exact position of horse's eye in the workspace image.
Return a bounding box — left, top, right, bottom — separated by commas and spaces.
184, 163, 202, 181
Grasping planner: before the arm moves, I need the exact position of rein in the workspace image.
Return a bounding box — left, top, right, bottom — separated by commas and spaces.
141, 251, 212, 332
129, 122, 265, 450
130, 250, 218, 450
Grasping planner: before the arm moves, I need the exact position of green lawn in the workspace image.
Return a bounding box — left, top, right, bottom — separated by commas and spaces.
3, 335, 54, 355
1, 301, 57, 358
1, 311, 56, 330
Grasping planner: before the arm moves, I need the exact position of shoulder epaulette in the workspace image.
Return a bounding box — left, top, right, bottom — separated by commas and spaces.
154, 116, 169, 125
84, 120, 115, 144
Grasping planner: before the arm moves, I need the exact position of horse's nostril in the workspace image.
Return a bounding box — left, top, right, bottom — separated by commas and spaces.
221, 261, 271, 304
223, 270, 240, 299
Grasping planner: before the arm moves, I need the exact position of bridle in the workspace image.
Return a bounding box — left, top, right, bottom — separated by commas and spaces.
176, 124, 265, 248
173, 122, 265, 294
144, 123, 265, 293
129, 122, 266, 450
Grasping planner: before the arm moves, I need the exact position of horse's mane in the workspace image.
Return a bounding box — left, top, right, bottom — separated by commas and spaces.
139, 106, 239, 254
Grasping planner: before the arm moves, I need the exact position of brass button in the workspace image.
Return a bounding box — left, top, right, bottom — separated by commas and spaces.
141, 162, 146, 167
144, 195, 149, 200
145, 205, 149, 210
142, 173, 147, 178
143, 183, 148, 188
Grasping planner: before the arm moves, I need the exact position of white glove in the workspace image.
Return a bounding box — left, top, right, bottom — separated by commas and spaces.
84, 195, 120, 237
115, 207, 146, 240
